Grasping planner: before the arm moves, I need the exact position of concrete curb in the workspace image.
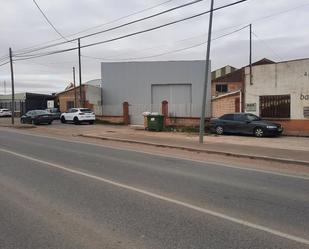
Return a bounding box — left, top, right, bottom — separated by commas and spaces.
79, 134, 309, 167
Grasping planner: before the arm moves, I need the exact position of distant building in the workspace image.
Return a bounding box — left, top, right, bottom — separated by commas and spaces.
55, 84, 102, 114
245, 58, 309, 136
85, 79, 102, 87
0, 92, 55, 116
211, 65, 237, 80
211, 58, 275, 118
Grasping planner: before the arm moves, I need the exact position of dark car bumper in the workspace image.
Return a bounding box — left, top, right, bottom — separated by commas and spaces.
263, 127, 283, 136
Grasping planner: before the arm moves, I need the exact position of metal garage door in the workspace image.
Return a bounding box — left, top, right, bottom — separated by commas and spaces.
151, 84, 192, 117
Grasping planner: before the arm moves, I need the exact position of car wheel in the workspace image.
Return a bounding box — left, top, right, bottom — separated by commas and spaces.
89, 121, 94, 125
48, 121, 52, 125
215, 125, 224, 135
254, 127, 264, 137
73, 117, 80, 125
60, 116, 66, 123
21, 119, 25, 124
32, 120, 37, 125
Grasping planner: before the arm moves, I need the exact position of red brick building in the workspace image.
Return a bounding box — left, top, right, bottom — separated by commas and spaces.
211, 59, 275, 117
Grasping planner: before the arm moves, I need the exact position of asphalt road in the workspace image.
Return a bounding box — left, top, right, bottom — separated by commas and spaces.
0, 130, 308, 249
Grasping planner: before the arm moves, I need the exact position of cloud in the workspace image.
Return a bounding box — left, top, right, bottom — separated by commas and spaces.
0, 0, 309, 94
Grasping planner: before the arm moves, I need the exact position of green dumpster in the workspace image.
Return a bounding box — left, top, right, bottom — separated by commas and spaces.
147, 115, 164, 131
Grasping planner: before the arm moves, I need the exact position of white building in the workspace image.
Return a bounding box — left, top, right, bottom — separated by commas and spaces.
245, 58, 309, 135
101, 61, 211, 125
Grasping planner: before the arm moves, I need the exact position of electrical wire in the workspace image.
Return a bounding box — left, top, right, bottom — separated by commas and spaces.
16, 0, 206, 56
14, 0, 176, 54
12, 0, 308, 59
15, 0, 250, 60
0, 61, 10, 67
82, 25, 249, 61
32, 0, 68, 41
251, 31, 284, 61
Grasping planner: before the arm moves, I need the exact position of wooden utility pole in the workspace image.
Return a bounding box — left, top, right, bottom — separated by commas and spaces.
73, 66, 77, 107
78, 38, 83, 107
249, 24, 253, 85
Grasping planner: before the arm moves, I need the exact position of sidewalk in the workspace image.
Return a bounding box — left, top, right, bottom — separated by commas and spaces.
1, 117, 308, 166
79, 125, 309, 166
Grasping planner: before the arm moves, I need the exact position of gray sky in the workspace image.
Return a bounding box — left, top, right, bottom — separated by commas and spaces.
0, 0, 309, 94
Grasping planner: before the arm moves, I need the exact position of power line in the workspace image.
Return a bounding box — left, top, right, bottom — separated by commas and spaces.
14, 0, 176, 54
16, 0, 206, 56
251, 31, 284, 61
82, 25, 249, 61
15, 0, 250, 60
0, 61, 10, 67
65, 0, 178, 40
76, 0, 205, 40
32, 0, 68, 41
10, 1, 308, 59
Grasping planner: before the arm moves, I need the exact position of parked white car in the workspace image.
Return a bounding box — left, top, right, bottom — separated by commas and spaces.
60, 108, 95, 125
0, 109, 12, 117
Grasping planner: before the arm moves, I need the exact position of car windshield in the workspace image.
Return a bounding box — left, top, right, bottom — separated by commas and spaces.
80, 108, 92, 113
246, 114, 261, 121
46, 108, 59, 113
34, 110, 50, 115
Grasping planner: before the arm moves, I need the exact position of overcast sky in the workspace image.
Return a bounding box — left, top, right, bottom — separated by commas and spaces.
0, 0, 308, 94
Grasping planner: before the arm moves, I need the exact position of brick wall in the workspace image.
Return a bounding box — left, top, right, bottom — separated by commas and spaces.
57, 87, 85, 113
265, 119, 309, 136
212, 92, 240, 117
96, 115, 124, 124
211, 81, 242, 97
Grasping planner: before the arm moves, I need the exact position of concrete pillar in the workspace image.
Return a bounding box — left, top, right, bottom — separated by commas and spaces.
123, 101, 129, 125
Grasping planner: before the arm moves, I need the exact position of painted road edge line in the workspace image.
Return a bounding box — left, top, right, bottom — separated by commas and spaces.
0, 147, 309, 246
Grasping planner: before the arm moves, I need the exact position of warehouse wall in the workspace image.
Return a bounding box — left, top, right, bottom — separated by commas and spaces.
101, 61, 211, 124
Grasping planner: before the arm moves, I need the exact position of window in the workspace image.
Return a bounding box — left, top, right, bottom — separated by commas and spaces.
220, 114, 234, 120
245, 114, 261, 121
68, 108, 78, 113
80, 108, 92, 113
259, 95, 290, 118
216, 84, 228, 93
304, 107, 309, 118
234, 114, 246, 121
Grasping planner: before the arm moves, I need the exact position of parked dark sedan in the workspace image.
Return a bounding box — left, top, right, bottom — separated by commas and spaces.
21, 110, 54, 125
46, 108, 61, 120
209, 113, 283, 137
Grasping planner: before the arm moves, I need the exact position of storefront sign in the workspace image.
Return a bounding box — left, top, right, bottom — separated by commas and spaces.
246, 103, 256, 112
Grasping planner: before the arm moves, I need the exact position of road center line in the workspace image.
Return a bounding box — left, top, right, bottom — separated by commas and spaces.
1, 147, 309, 246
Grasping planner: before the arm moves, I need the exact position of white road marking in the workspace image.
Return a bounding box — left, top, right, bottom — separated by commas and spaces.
1, 147, 309, 246
1, 128, 309, 181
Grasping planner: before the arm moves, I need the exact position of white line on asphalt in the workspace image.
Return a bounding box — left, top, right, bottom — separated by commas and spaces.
1, 147, 309, 246
1, 128, 309, 181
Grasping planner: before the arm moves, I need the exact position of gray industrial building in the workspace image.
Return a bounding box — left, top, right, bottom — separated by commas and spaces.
101, 60, 211, 124
0, 92, 55, 115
